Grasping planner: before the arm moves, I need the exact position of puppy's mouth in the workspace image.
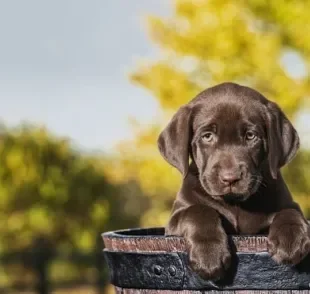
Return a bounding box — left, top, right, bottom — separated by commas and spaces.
200, 173, 262, 203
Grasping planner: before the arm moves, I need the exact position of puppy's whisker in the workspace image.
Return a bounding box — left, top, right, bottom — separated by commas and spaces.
250, 175, 267, 189
257, 179, 267, 188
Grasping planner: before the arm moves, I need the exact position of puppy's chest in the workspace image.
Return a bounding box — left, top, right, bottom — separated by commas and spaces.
222, 207, 272, 235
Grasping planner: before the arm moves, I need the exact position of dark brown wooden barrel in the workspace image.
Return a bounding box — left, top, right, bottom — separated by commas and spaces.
102, 227, 310, 294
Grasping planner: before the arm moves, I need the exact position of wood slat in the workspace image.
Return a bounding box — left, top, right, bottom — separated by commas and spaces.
103, 228, 268, 253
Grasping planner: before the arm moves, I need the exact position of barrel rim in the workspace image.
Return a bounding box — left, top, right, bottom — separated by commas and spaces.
102, 226, 267, 239
102, 227, 270, 253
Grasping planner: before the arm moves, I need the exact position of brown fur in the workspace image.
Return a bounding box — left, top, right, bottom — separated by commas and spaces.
158, 82, 310, 280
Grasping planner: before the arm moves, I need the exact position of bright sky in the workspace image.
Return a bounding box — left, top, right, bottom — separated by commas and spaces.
0, 0, 170, 152
0, 1, 309, 152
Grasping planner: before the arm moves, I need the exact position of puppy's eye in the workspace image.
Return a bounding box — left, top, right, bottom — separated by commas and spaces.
245, 131, 257, 141
202, 132, 214, 142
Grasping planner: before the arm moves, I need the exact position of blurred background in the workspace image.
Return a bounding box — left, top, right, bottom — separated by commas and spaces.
1, 0, 310, 293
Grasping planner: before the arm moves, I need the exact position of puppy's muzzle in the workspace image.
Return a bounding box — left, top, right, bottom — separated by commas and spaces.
219, 169, 244, 186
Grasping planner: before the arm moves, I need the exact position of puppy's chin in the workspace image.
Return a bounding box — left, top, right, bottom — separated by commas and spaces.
222, 193, 249, 204
209, 192, 250, 203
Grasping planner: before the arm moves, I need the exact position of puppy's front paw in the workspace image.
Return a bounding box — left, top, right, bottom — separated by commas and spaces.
268, 223, 310, 265
188, 239, 231, 280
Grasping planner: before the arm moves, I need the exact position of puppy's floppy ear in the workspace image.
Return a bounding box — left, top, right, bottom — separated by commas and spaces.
157, 106, 192, 177
265, 101, 300, 179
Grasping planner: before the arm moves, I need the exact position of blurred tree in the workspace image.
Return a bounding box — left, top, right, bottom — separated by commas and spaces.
105, 0, 310, 226
0, 124, 147, 253
0, 124, 149, 290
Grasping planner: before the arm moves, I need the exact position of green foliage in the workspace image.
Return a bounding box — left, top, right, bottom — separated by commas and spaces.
0, 125, 146, 253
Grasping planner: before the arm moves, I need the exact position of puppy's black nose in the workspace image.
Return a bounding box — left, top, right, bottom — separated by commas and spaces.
219, 170, 242, 185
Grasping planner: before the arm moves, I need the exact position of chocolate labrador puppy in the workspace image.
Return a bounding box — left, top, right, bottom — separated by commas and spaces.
158, 82, 310, 280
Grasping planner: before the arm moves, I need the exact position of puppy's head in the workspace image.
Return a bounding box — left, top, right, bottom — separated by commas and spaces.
158, 82, 299, 202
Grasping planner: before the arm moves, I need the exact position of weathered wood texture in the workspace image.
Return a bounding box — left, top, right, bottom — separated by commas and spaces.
102, 227, 310, 294
103, 227, 268, 253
